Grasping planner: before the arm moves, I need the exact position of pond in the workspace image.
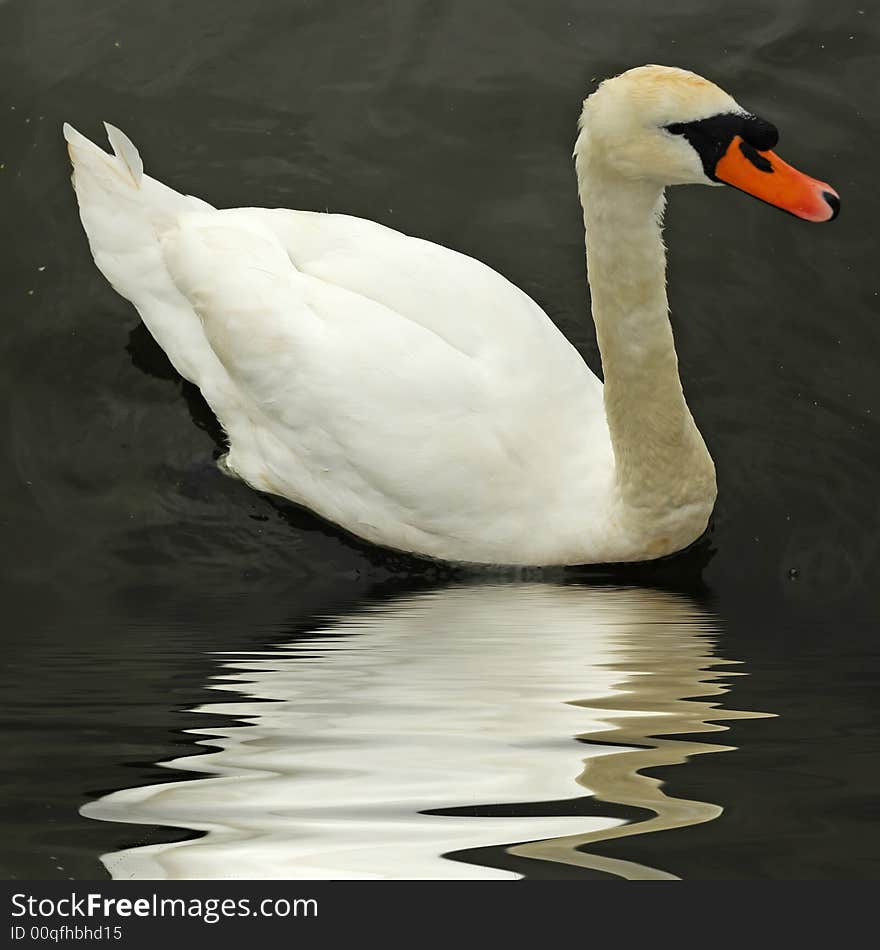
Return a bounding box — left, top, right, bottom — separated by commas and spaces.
1, 0, 878, 880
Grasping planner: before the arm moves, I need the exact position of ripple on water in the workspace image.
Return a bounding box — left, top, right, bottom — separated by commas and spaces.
81, 584, 771, 880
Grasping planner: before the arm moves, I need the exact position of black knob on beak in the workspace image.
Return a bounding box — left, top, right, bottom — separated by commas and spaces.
822, 191, 840, 221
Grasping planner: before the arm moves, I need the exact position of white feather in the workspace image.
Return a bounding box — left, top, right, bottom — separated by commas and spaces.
103, 121, 144, 186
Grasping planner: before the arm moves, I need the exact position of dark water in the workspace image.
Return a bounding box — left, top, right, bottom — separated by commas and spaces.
1, 0, 878, 879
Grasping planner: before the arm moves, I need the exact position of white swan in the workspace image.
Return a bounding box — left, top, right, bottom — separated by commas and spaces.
65, 65, 838, 566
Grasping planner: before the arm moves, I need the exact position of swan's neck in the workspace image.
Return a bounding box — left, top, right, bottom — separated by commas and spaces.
576, 154, 716, 534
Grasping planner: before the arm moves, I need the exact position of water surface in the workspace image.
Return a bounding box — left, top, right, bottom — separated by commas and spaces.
1, 0, 879, 880
82, 584, 766, 880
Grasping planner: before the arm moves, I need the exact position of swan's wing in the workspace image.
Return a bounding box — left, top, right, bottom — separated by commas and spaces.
162, 209, 486, 423
161, 209, 610, 561
65, 120, 610, 562
246, 208, 588, 376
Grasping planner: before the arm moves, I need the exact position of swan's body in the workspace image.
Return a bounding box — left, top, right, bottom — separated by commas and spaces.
65, 66, 838, 566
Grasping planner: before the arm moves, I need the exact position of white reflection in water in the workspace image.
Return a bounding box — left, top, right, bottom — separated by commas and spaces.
82, 584, 770, 880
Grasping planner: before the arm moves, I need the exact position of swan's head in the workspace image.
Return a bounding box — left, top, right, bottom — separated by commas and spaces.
576, 64, 839, 222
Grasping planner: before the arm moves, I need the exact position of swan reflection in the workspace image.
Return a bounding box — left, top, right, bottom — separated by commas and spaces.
82, 584, 770, 879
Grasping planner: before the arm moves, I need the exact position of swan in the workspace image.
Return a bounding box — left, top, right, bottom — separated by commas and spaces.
64, 65, 839, 567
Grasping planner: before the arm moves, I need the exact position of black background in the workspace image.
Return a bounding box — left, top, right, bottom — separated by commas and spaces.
1, 0, 878, 879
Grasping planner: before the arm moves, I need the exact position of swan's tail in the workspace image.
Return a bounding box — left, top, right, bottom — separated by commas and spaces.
63, 122, 218, 384
64, 122, 212, 253
64, 121, 144, 191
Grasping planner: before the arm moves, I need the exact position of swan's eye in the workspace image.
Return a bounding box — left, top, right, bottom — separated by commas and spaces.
664, 112, 778, 181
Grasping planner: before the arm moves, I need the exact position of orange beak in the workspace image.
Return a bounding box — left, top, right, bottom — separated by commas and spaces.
715, 135, 839, 222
